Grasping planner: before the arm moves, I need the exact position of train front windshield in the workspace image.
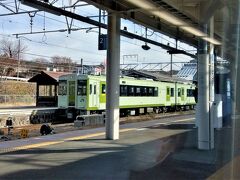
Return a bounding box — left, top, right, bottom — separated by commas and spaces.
77, 80, 87, 96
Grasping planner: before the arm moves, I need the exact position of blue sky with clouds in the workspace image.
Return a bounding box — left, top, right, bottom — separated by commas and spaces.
0, 0, 196, 69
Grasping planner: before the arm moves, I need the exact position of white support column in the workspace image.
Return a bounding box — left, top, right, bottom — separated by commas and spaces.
209, 17, 215, 103
197, 24, 214, 150
106, 13, 120, 140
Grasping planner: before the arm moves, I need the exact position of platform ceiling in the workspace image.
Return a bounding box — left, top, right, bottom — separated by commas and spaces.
82, 0, 233, 60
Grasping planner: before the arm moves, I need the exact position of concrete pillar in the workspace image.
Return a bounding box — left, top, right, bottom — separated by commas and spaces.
209, 17, 215, 103
197, 24, 214, 150
230, 2, 240, 156
106, 13, 120, 140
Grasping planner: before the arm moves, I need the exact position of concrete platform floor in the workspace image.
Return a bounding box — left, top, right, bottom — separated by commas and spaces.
0, 115, 236, 180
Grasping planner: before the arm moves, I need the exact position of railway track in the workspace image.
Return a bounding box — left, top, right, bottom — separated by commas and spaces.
0, 110, 195, 141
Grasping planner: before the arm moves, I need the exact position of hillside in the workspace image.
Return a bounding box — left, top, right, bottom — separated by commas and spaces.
0, 81, 36, 95
0, 80, 36, 106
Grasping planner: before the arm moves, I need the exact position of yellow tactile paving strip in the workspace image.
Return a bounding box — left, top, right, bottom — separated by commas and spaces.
0, 117, 194, 154
0, 128, 135, 154
0, 141, 64, 153
64, 128, 135, 141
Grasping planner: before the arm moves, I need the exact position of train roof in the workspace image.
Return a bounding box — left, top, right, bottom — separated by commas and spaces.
59, 72, 194, 85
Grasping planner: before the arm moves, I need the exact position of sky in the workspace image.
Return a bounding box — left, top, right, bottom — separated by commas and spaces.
0, 0, 196, 70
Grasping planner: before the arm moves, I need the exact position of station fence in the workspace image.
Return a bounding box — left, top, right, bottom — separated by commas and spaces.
0, 95, 36, 106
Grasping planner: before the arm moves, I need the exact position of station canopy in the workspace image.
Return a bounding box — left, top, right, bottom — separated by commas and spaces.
19, 0, 234, 60
82, 0, 231, 59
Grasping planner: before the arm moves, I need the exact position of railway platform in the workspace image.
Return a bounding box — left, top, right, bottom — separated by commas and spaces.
0, 115, 236, 179
0, 106, 57, 127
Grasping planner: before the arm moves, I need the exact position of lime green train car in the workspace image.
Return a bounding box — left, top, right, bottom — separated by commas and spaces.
56, 74, 196, 121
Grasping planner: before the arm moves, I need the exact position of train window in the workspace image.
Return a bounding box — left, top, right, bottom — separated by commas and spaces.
167, 87, 170, 95
128, 86, 135, 96
77, 80, 87, 95
141, 87, 147, 96
154, 87, 158, 96
187, 89, 193, 97
178, 88, 181, 96
102, 84, 106, 94
94, 85, 96, 94
58, 80, 67, 95
90, 84, 92, 94
120, 85, 159, 96
120, 85, 128, 96
136, 87, 141, 96
182, 88, 184, 96
148, 87, 154, 96
171, 88, 174, 97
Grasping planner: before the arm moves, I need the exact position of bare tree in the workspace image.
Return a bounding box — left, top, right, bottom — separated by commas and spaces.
6, 67, 15, 76
0, 38, 27, 59
51, 56, 76, 72
0, 66, 4, 78
51, 56, 73, 64
34, 58, 49, 64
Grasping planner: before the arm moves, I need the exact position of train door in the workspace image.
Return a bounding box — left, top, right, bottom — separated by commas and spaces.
181, 87, 185, 101
166, 86, 170, 101
175, 83, 177, 106
68, 81, 76, 106
92, 82, 98, 107
177, 87, 181, 104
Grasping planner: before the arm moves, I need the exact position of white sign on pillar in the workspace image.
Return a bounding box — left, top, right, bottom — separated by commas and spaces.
209, 53, 215, 102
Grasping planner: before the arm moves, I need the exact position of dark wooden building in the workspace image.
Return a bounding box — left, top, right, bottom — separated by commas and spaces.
28, 71, 71, 107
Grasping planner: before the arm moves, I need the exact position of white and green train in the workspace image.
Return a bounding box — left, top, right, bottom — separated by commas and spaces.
56, 74, 196, 121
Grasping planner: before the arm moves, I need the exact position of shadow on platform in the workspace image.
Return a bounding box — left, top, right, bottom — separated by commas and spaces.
0, 124, 238, 179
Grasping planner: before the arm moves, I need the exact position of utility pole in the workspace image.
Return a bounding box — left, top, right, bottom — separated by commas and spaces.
81, 58, 83, 74
17, 38, 20, 80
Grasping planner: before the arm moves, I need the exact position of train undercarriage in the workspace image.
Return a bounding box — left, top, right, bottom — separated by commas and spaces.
54, 105, 195, 123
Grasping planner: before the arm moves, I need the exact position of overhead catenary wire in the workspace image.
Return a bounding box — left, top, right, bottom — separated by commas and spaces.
0, 31, 189, 65
1, 2, 188, 51
0, 1, 195, 64
0, 33, 105, 64
0, 33, 106, 57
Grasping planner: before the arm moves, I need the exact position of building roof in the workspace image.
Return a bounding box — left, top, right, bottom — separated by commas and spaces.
42, 71, 70, 81
123, 69, 191, 83
176, 60, 197, 81
28, 71, 71, 85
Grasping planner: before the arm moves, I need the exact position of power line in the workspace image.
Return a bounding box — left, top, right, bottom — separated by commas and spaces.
0, 33, 106, 58
0, 33, 105, 64
1, 2, 97, 27
1, 2, 190, 53
1, 2, 194, 54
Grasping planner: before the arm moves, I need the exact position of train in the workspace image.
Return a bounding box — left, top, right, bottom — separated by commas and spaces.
55, 74, 196, 122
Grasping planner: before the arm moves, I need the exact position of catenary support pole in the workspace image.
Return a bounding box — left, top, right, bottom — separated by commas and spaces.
106, 13, 121, 140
